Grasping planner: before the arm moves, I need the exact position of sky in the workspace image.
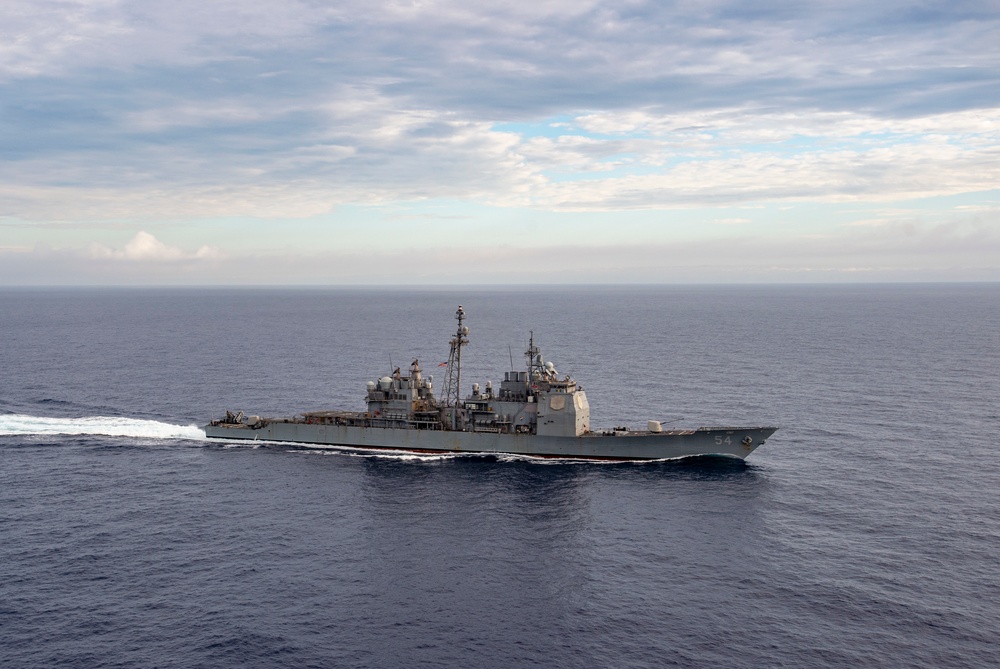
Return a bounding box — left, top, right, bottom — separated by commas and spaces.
1, 0, 999, 285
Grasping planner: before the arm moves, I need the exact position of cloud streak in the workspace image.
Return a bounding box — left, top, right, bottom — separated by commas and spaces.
3, 214, 996, 285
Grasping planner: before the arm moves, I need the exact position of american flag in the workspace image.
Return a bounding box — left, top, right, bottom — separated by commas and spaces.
438, 362, 448, 367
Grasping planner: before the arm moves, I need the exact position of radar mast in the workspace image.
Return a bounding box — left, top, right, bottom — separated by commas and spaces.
441, 305, 469, 407
526, 330, 542, 377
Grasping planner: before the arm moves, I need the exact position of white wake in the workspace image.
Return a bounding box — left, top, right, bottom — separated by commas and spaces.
0, 414, 206, 440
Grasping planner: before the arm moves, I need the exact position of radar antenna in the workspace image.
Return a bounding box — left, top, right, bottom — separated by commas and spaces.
525, 330, 542, 377
441, 305, 469, 407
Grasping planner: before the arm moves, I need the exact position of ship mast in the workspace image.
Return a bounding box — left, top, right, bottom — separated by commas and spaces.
526, 330, 541, 377
441, 305, 469, 407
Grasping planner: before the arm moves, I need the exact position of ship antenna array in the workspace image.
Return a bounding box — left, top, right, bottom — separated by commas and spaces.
526, 330, 541, 374
441, 305, 469, 407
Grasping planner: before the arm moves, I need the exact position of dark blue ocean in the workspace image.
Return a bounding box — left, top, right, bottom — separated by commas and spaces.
2, 285, 998, 668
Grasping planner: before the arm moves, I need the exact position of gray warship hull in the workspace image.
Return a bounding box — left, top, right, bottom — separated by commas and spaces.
204, 420, 777, 460
205, 306, 777, 460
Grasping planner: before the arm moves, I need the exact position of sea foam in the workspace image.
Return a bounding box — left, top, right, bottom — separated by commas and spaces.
0, 414, 206, 440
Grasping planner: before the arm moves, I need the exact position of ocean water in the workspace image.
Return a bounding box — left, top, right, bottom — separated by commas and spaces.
1, 284, 998, 668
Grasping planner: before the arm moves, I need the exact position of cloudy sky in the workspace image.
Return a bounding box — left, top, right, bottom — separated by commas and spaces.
1, 0, 998, 284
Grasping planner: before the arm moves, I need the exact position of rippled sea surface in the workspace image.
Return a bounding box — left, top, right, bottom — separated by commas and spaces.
2, 285, 998, 668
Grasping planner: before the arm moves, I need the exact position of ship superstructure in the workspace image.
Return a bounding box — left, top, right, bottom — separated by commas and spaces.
205, 306, 777, 460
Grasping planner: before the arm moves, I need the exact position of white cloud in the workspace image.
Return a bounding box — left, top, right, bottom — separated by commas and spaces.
572, 108, 1000, 145
527, 136, 1000, 211
88, 231, 218, 262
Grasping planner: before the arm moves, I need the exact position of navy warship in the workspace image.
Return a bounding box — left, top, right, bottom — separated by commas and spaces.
205, 306, 777, 460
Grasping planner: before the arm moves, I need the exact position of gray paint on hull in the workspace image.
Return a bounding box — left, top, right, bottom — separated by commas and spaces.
204, 422, 777, 460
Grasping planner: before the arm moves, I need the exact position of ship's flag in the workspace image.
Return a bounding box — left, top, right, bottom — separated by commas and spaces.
438, 362, 448, 367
